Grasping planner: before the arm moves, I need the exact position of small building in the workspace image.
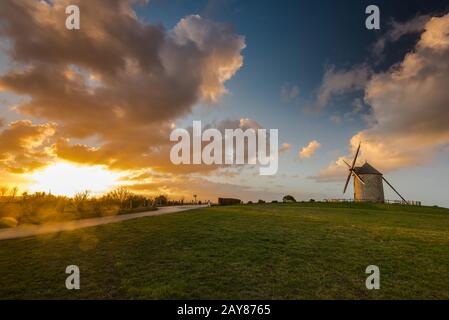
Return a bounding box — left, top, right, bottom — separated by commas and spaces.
353, 162, 384, 202
218, 198, 242, 206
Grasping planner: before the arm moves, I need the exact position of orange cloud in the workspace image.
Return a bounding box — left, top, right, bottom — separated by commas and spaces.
298, 140, 321, 159
0, 0, 245, 178
0, 120, 56, 173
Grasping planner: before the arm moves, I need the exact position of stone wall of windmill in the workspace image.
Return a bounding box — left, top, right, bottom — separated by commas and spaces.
354, 173, 385, 202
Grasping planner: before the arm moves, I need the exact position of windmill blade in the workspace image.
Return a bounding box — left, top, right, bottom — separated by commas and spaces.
343, 142, 361, 194
343, 172, 352, 194
343, 159, 365, 183
350, 142, 361, 170
353, 171, 365, 185
342, 159, 351, 168
383, 177, 408, 204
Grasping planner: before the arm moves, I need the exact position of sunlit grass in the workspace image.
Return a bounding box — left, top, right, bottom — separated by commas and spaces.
0, 202, 448, 299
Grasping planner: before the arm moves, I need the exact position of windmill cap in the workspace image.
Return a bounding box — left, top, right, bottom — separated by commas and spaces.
354, 162, 383, 175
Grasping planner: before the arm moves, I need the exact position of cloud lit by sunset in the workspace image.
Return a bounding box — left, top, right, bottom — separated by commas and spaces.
0, 0, 448, 206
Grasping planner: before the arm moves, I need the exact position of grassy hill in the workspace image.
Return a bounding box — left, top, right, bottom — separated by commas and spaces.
1, 202, 448, 299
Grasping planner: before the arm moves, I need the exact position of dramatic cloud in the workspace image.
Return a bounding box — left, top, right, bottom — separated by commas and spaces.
298, 140, 321, 159
0, 0, 245, 176
171, 14, 245, 102
307, 65, 370, 112
0, 120, 56, 173
316, 13, 449, 181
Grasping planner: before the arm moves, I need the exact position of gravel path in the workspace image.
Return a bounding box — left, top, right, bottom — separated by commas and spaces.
0, 205, 207, 240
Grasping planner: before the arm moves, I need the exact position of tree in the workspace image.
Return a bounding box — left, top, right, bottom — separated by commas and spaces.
155, 195, 168, 206
9, 186, 18, 203
107, 187, 131, 204
283, 195, 296, 203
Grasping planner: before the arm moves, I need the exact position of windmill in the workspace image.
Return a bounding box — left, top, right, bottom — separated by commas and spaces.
343, 142, 408, 204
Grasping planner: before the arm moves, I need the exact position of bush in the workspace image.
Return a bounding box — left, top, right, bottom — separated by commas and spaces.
0, 187, 158, 227
74, 191, 90, 214
0, 217, 18, 228
283, 195, 296, 202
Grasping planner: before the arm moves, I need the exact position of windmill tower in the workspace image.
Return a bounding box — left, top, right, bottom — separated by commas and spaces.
352, 162, 384, 202
343, 143, 408, 203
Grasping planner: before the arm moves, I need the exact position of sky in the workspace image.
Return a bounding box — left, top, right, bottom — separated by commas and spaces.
0, 0, 448, 206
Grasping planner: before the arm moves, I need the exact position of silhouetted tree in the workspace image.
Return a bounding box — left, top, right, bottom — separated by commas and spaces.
283, 195, 296, 202
155, 195, 168, 206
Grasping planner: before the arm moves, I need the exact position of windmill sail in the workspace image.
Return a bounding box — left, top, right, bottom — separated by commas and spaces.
343, 142, 363, 193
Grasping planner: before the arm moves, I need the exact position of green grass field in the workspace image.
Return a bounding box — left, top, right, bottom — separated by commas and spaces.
1, 202, 448, 299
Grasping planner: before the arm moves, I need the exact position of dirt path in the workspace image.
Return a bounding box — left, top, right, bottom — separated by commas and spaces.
0, 205, 207, 241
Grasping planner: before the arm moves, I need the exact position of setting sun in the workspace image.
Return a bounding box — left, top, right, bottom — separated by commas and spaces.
28, 162, 121, 196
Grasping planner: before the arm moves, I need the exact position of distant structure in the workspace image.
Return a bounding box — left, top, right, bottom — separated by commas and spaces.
343, 143, 408, 203
218, 198, 242, 206
283, 195, 296, 203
